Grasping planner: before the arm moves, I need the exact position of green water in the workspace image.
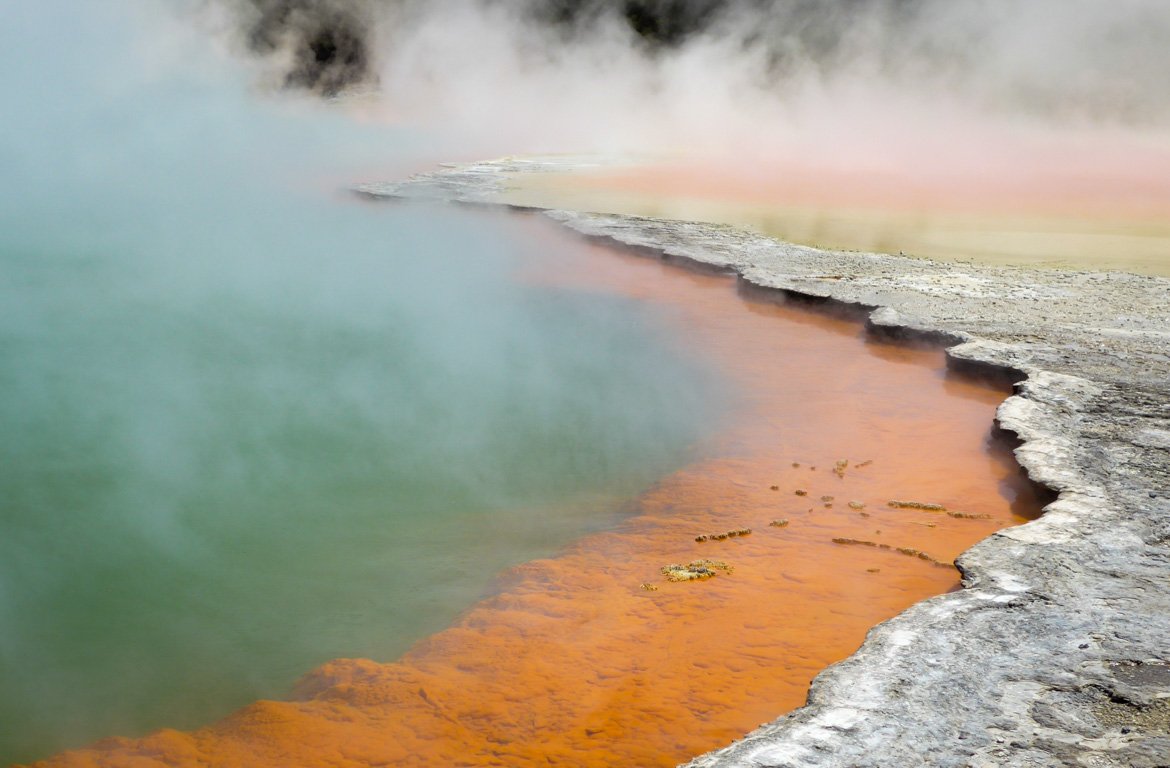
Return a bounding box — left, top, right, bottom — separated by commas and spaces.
0, 203, 723, 763
0, 5, 725, 762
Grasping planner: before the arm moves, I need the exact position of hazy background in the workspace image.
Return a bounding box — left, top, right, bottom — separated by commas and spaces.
212, 0, 1170, 182
0, 2, 724, 762
206, 0, 1170, 275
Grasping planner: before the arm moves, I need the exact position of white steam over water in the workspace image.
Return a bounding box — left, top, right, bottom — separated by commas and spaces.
0, 3, 724, 763
213, 0, 1170, 179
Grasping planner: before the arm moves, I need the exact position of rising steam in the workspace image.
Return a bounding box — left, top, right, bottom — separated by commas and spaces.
0, 3, 725, 762
219, 0, 1170, 127
203, 0, 1170, 198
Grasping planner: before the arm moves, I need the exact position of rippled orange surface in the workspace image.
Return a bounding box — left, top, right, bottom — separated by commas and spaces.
33, 216, 1043, 768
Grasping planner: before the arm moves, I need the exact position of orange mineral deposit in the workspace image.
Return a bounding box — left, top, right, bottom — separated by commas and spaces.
34, 216, 1044, 768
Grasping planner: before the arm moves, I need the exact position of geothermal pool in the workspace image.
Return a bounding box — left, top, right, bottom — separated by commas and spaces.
24, 211, 1046, 768
0, 203, 730, 765
0, 7, 1047, 763
0, 9, 735, 761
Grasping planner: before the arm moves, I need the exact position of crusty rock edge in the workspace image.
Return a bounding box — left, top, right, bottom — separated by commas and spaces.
357, 158, 1170, 768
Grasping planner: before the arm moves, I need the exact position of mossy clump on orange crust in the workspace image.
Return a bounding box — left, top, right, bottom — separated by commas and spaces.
661, 559, 733, 582
695, 528, 751, 542
888, 500, 947, 511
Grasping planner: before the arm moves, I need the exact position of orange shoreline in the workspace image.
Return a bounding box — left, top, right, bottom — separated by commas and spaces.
33, 217, 1044, 768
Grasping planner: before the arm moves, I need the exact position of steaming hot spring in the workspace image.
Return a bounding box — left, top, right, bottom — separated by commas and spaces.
2, 2, 1168, 767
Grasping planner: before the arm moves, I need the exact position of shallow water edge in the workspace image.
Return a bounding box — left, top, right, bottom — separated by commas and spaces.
27, 183, 1048, 767
363, 158, 1170, 767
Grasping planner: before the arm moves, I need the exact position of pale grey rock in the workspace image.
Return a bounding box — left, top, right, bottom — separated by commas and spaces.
357, 158, 1170, 768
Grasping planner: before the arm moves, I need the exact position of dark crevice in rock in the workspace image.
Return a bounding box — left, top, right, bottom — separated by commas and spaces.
987, 422, 1060, 521
864, 317, 966, 348
736, 278, 877, 323
945, 353, 1026, 389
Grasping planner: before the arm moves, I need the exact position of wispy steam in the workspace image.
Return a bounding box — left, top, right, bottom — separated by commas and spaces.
0, 3, 724, 762
204, 0, 1170, 199
219, 0, 1170, 126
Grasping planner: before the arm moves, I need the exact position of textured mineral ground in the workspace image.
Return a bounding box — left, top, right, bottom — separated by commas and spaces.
358, 157, 1170, 767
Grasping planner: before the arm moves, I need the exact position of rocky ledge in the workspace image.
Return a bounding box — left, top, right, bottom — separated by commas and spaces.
357, 158, 1170, 767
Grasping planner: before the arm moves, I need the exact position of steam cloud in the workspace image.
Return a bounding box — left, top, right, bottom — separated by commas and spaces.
0, 4, 724, 761
223, 0, 1170, 127
228, 0, 727, 95
205, 0, 1170, 197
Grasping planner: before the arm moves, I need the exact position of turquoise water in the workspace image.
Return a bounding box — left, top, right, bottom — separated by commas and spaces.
0, 5, 725, 763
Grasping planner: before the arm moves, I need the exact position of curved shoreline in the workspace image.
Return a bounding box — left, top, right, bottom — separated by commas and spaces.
358, 158, 1170, 766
